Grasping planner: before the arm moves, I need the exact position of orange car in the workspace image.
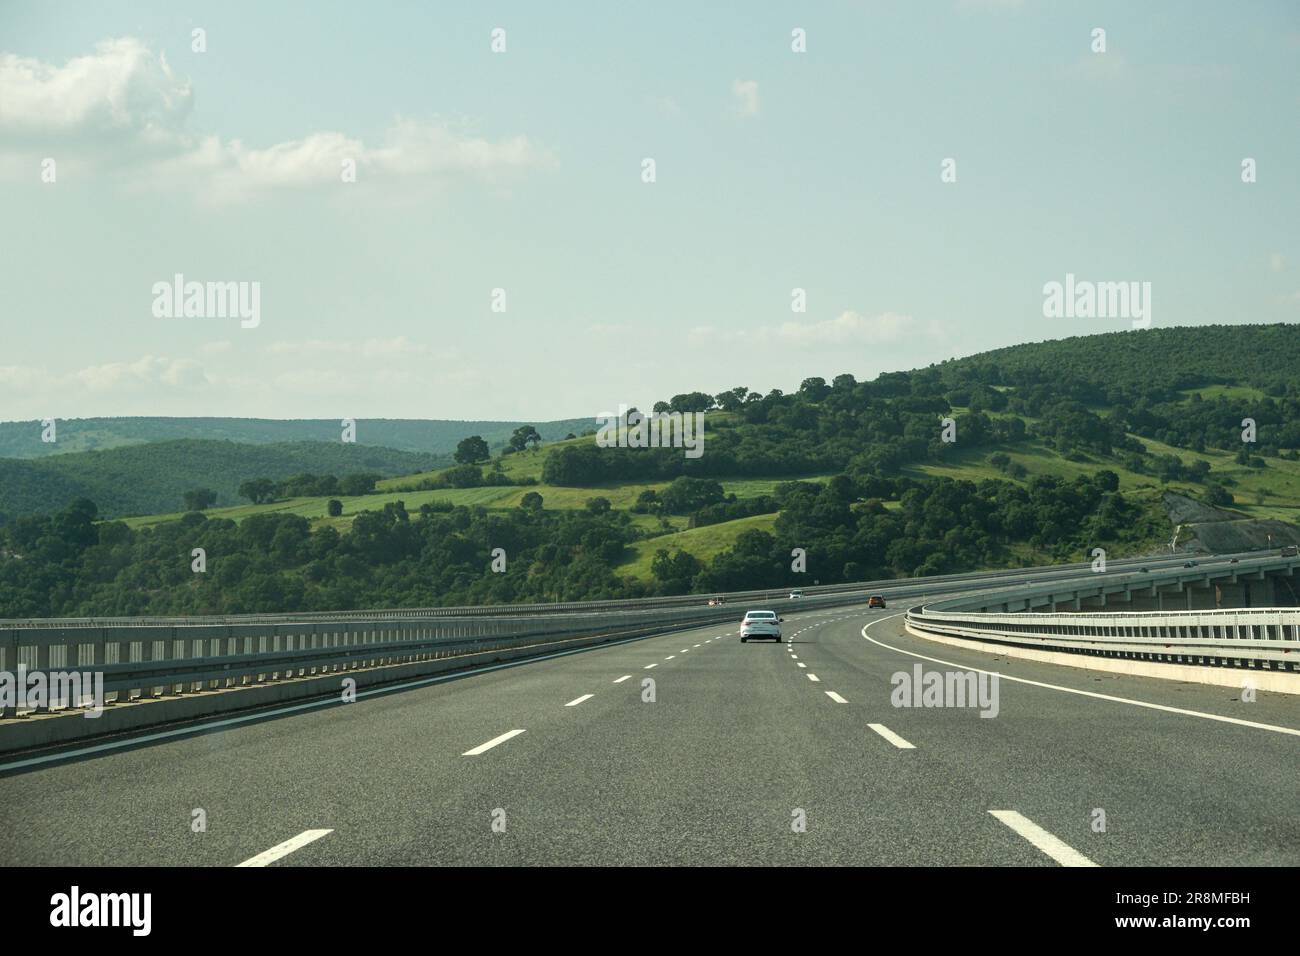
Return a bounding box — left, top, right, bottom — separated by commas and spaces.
867, 595, 886, 608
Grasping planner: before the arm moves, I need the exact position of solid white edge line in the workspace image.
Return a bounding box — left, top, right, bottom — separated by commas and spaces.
867, 723, 916, 749
236, 829, 333, 867
462, 728, 526, 756
861, 615, 1300, 737
988, 810, 1098, 867
825, 691, 848, 703
565, 694, 594, 707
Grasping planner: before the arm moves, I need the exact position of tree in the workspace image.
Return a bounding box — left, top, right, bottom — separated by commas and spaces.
455, 435, 491, 464
338, 473, 380, 496
238, 478, 276, 505
667, 392, 716, 413
1205, 484, 1234, 507
520, 491, 544, 511
441, 464, 483, 488
1094, 470, 1120, 492
713, 386, 749, 412
651, 548, 703, 592
183, 488, 218, 511
658, 476, 726, 515
509, 425, 542, 453
799, 377, 832, 401
327, 499, 343, 517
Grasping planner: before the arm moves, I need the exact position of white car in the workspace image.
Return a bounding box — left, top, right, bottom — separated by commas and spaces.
788, 588, 804, 599
740, 610, 783, 643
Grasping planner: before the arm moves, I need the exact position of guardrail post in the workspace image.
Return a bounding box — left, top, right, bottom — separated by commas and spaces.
92, 628, 109, 708
116, 637, 134, 704
0, 632, 17, 718
137, 634, 158, 700
33, 638, 51, 713
166, 626, 182, 696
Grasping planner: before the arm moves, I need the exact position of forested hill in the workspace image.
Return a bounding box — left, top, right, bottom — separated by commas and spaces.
0, 416, 591, 459
6, 323, 1300, 617
0, 440, 442, 519
939, 324, 1300, 394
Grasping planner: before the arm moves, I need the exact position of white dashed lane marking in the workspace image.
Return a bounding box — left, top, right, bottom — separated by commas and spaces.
825, 691, 848, 704
565, 694, 593, 707
236, 829, 333, 867
988, 811, 1098, 867
867, 723, 915, 749
613, 675, 632, 683
462, 729, 526, 756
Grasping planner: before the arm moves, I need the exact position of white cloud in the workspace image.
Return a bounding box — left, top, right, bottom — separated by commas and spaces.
0, 38, 192, 142
0, 38, 553, 199
0, 364, 51, 391
70, 355, 207, 391
1270, 253, 1286, 273
773, 311, 925, 347
731, 79, 760, 118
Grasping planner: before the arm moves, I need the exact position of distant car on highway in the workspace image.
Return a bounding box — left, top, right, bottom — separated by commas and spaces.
788, 588, 804, 599
1229, 558, 1240, 564
1283, 545, 1299, 557
708, 596, 725, 607
740, 610, 783, 643
1137, 567, 1149, 572
1183, 560, 1198, 568
868, 595, 886, 608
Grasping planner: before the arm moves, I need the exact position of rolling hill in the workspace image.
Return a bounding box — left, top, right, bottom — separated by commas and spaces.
0, 440, 445, 519
0, 416, 593, 459
6, 324, 1300, 616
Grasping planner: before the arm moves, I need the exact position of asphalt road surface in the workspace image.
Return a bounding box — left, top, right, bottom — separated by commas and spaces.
1, 600, 1296, 866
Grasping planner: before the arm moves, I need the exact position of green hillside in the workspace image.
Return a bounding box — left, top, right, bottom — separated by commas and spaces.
942, 323, 1300, 394
6, 324, 1300, 616
0, 440, 444, 519
0, 416, 592, 459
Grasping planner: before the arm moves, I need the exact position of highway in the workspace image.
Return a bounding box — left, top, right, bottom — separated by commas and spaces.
1, 599, 1297, 867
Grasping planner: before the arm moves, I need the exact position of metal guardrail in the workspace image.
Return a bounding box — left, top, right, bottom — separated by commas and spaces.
3, 552, 1287, 719
905, 555, 1300, 672
0, 584, 923, 718
0, 552, 1197, 629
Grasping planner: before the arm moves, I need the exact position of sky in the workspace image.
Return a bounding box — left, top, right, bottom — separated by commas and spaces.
1, 0, 1297, 423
